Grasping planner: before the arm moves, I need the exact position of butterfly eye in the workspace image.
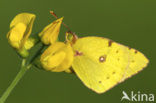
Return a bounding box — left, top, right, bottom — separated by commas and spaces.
99, 55, 107, 62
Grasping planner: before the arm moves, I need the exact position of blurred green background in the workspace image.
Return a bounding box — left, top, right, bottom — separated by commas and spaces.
0, 0, 156, 103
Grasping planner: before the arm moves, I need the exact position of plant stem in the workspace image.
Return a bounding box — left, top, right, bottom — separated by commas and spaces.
0, 59, 30, 103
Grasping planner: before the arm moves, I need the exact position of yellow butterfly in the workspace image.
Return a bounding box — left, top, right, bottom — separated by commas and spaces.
70, 36, 149, 93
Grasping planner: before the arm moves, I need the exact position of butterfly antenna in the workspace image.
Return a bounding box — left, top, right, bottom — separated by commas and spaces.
50, 11, 73, 34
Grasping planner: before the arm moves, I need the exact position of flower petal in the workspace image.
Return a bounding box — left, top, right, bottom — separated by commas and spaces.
7, 23, 27, 49
10, 13, 36, 28
53, 43, 74, 72
40, 42, 74, 72
9, 13, 36, 49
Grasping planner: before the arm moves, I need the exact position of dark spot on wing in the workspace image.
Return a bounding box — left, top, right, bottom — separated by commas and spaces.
108, 40, 113, 47
116, 50, 119, 53
106, 77, 110, 79
99, 55, 107, 62
112, 71, 116, 74
132, 60, 135, 62
117, 58, 120, 61
135, 50, 138, 54
74, 51, 83, 56
99, 81, 102, 83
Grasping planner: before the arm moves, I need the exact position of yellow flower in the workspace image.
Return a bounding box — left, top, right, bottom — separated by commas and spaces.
7, 13, 36, 57
39, 17, 63, 45
40, 42, 73, 72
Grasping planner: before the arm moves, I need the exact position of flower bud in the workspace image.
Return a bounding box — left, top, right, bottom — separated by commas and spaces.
39, 17, 63, 45
7, 13, 36, 57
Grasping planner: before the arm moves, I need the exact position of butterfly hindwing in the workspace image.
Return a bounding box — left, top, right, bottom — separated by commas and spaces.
72, 37, 148, 93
